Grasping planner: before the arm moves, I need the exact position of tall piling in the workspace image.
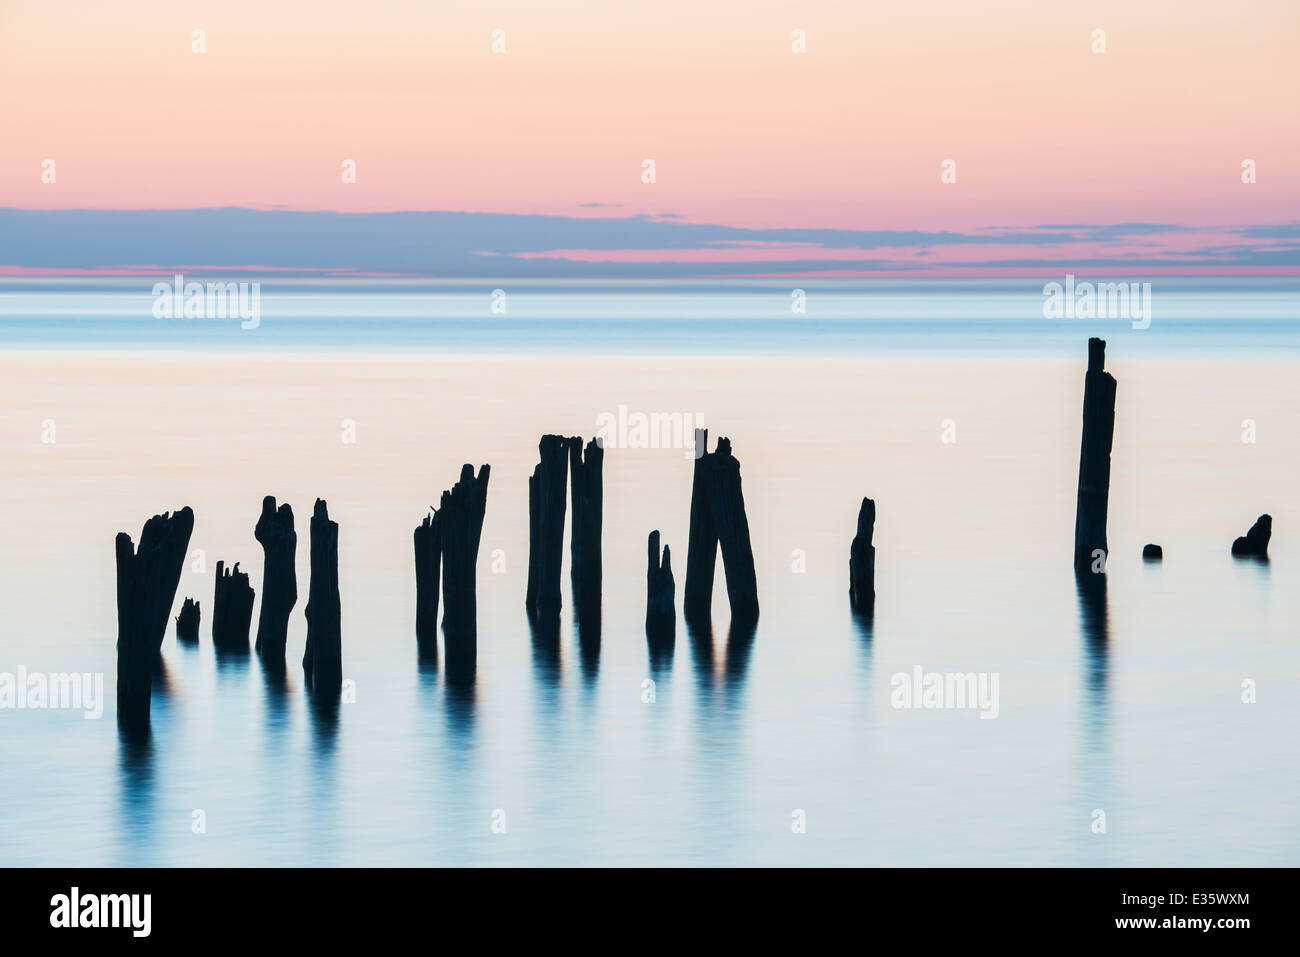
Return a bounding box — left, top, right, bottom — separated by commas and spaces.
684, 430, 759, 626
1073, 337, 1117, 574
569, 436, 604, 618
438, 464, 491, 682
526, 434, 571, 623
302, 499, 341, 695
849, 497, 876, 615
115, 507, 194, 730
253, 496, 297, 661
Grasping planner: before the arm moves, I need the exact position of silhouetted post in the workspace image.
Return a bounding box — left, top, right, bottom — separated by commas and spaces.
684, 430, 759, 626
302, 499, 342, 695
684, 429, 719, 621
569, 436, 603, 617
849, 497, 876, 614
1074, 337, 1117, 574
526, 434, 570, 622
1231, 515, 1271, 558
413, 509, 443, 662
646, 530, 675, 641
438, 464, 491, 682
254, 496, 297, 660
115, 507, 194, 730
175, 597, 200, 642
212, 561, 255, 650
1142, 544, 1163, 560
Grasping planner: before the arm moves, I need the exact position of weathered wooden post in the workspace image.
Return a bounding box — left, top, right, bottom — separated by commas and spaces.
175, 598, 200, 642
212, 561, 255, 650
413, 508, 442, 662
684, 429, 718, 621
684, 430, 759, 627
646, 530, 675, 641
569, 436, 603, 618
115, 507, 194, 730
302, 499, 342, 695
526, 434, 570, 622
1074, 337, 1117, 575
254, 496, 297, 660
439, 464, 491, 682
849, 497, 876, 614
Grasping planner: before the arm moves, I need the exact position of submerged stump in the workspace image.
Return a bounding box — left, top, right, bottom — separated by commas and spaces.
115, 507, 194, 731
302, 499, 342, 695
849, 497, 876, 614
212, 561, 255, 651
1073, 337, 1117, 575
1231, 514, 1271, 558
175, 597, 200, 642
254, 496, 297, 661
646, 530, 675, 642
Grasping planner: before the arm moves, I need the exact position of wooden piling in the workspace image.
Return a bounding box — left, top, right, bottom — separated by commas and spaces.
115, 507, 194, 730
302, 499, 342, 695
1073, 338, 1117, 574
253, 496, 297, 660
526, 434, 570, 622
212, 560, 255, 650
849, 497, 876, 614
646, 530, 675, 641
175, 597, 200, 642
684, 430, 759, 626
569, 436, 604, 618
438, 464, 491, 682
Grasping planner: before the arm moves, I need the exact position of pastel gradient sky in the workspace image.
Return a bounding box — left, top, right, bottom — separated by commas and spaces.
2, 0, 1298, 275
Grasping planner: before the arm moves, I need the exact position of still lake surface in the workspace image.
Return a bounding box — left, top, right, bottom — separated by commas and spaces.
0, 278, 1297, 865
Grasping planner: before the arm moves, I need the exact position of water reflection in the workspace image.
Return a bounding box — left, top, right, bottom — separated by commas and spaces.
1075, 571, 1110, 751
307, 689, 340, 757
574, 608, 600, 685
117, 725, 155, 862
851, 608, 874, 676
528, 615, 563, 687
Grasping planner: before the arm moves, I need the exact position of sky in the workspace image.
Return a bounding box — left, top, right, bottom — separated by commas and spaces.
2, 0, 1297, 276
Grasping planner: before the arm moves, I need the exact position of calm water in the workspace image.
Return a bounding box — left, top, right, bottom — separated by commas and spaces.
0, 281, 1297, 865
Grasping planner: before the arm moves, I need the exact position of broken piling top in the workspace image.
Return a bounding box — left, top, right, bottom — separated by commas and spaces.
441, 463, 491, 552
1231, 514, 1271, 557
1087, 335, 1106, 372
1074, 337, 1117, 574
116, 506, 197, 653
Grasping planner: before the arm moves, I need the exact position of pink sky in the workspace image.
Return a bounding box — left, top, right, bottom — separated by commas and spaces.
1, 1, 1297, 274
